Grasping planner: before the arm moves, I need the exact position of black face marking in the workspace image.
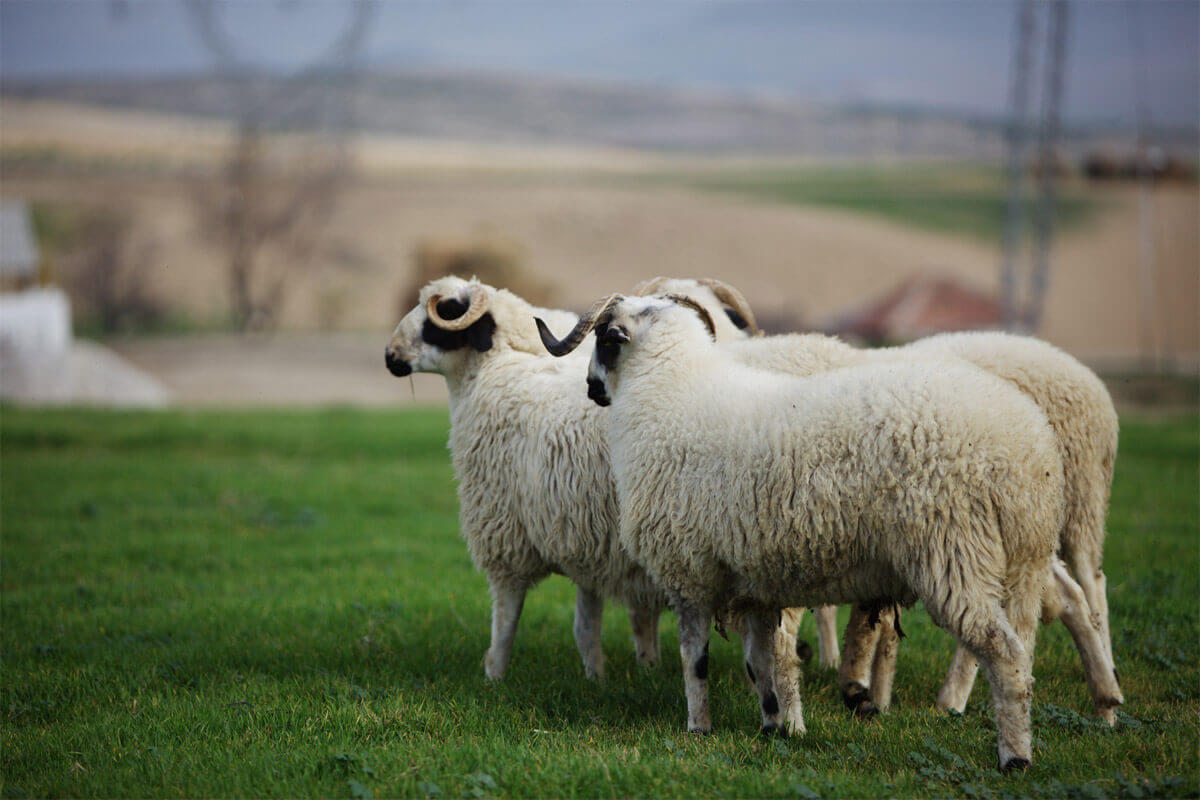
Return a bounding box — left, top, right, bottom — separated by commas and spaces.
595, 340, 620, 369
745, 661, 756, 684
724, 307, 750, 330
694, 648, 709, 680
586, 378, 610, 407
1112, 668, 1120, 687
421, 312, 496, 353
762, 690, 779, 716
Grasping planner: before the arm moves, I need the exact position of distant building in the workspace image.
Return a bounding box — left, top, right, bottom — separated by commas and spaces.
0, 200, 40, 291
0, 198, 168, 406
827, 275, 1006, 344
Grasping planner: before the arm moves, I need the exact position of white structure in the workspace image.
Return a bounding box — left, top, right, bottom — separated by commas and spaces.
0, 200, 40, 287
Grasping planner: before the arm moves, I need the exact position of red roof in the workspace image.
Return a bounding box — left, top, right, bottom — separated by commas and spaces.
829, 275, 1006, 342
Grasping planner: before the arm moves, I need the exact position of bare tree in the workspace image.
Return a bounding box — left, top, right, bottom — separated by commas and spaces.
186, 0, 372, 331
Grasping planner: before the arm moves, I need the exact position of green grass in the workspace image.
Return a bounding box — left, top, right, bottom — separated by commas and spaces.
2, 407, 1196, 799
656, 163, 1098, 240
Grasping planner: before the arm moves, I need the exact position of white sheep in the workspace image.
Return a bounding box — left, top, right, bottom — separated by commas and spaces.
385, 275, 775, 684
385, 277, 663, 681
713, 327, 1123, 724
630, 278, 843, 674
537, 294, 1065, 772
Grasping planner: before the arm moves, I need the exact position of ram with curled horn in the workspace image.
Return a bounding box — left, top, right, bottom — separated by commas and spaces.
425, 284, 491, 330
381, 275, 670, 685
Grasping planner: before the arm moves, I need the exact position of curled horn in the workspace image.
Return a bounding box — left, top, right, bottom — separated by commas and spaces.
698, 278, 759, 334
426, 284, 490, 330
665, 294, 717, 340
536, 293, 623, 357
630, 276, 673, 296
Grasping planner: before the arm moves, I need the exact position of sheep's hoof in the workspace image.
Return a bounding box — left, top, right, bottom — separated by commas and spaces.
854, 699, 880, 721
760, 723, 788, 739
794, 639, 814, 664
1000, 757, 1031, 775
841, 685, 877, 720
687, 725, 713, 736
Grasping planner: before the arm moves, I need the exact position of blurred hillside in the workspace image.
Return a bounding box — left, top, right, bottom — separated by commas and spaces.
6, 71, 1196, 158
3, 96, 1195, 380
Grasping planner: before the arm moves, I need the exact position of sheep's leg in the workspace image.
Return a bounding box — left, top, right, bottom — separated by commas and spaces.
814, 605, 841, 669
628, 604, 661, 666
574, 587, 605, 681
743, 610, 789, 736
1049, 560, 1123, 724
839, 604, 882, 719
778, 607, 807, 664
676, 604, 713, 734
936, 647, 980, 713
952, 567, 1042, 773
1067, 548, 1116, 679
970, 619, 1035, 772
773, 608, 807, 735
483, 579, 527, 680
867, 606, 899, 712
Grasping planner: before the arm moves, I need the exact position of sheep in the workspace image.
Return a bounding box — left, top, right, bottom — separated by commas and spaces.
641, 276, 1121, 723
630, 278, 843, 674
384, 276, 663, 681
709, 326, 1123, 724
382, 276, 759, 681
537, 294, 1066, 771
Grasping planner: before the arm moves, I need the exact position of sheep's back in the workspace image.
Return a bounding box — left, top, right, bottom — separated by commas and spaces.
611, 361, 1063, 610
906, 332, 1117, 561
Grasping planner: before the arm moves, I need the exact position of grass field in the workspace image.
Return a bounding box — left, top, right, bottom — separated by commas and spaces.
2, 408, 1197, 798
660, 163, 1098, 240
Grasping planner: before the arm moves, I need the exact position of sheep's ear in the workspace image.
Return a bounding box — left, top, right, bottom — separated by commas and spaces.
724, 307, 750, 330
467, 313, 496, 352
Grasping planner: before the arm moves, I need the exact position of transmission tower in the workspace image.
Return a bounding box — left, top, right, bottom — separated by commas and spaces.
999, 0, 1069, 334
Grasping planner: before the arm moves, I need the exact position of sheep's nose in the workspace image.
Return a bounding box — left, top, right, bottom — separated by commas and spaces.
587, 377, 610, 406
385, 348, 412, 377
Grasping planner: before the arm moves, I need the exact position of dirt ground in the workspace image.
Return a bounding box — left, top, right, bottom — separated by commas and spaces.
3, 100, 1196, 406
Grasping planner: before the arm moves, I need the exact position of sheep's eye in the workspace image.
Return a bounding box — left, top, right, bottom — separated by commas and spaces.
599, 325, 630, 345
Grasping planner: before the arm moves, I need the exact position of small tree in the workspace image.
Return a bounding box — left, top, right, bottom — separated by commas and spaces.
186, 0, 371, 331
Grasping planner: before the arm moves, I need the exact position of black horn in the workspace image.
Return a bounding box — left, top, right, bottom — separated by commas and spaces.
536, 293, 623, 357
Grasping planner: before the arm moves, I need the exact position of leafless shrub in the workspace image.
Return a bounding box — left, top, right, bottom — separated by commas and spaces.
60, 211, 165, 334
401, 234, 556, 318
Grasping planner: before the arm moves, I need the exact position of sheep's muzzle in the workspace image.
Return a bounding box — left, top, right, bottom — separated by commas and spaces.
385, 348, 412, 377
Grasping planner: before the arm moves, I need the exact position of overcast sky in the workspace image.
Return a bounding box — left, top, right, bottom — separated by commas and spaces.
3, 1, 1197, 125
